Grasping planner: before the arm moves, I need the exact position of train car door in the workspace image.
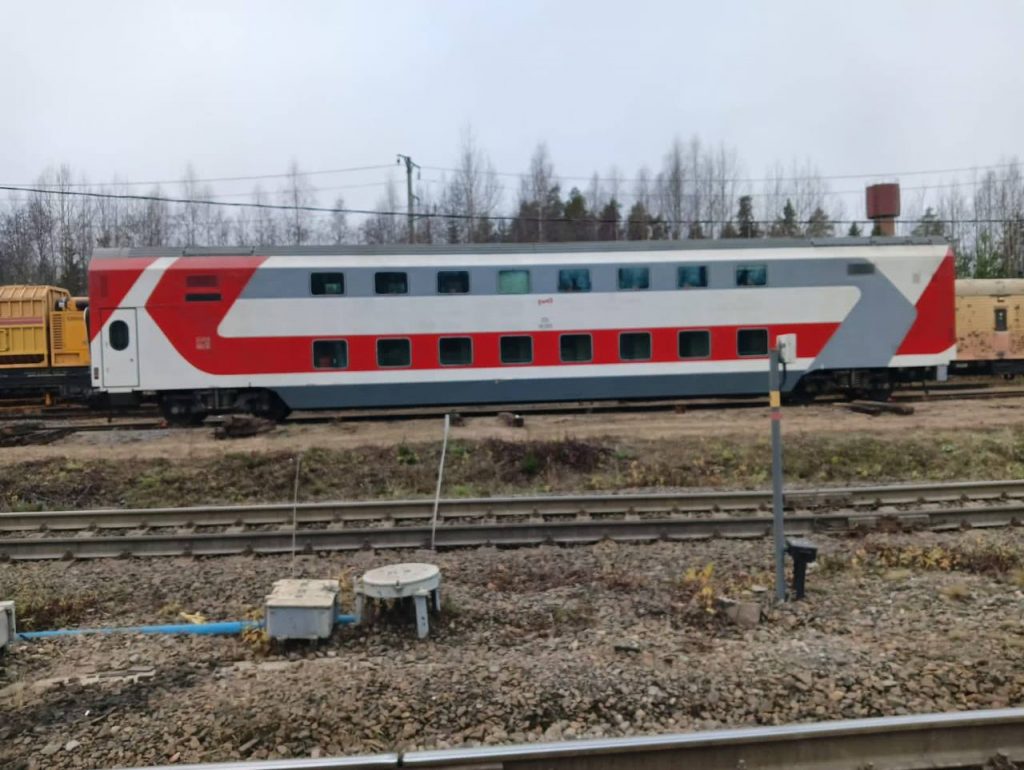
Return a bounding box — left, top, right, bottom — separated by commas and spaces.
101, 308, 139, 387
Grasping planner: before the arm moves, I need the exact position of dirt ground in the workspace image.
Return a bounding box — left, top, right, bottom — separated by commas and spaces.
4, 396, 1024, 466
1, 529, 1021, 769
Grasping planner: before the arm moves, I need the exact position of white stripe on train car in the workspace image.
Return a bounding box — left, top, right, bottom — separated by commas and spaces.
217, 287, 861, 338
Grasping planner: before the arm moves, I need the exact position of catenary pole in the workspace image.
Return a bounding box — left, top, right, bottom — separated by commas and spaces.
396, 154, 418, 243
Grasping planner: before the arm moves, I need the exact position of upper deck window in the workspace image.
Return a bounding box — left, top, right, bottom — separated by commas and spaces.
618, 267, 650, 290
375, 272, 408, 295
311, 272, 345, 295
558, 268, 591, 292
498, 269, 530, 294
678, 265, 708, 288
437, 270, 470, 294
736, 264, 767, 287
186, 274, 218, 288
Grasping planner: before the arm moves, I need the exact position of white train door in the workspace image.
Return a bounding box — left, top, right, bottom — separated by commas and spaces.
101, 308, 139, 388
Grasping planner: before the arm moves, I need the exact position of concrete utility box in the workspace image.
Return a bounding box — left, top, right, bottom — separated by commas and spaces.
264, 579, 338, 641
0, 601, 15, 653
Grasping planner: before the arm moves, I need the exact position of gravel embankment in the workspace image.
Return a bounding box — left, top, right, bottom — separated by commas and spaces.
1, 530, 1022, 769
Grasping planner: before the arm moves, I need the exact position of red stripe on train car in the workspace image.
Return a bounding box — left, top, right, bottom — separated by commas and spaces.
896, 251, 956, 356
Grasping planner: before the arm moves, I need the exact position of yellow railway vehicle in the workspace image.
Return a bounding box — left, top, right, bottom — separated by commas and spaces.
0, 285, 91, 398
953, 278, 1024, 376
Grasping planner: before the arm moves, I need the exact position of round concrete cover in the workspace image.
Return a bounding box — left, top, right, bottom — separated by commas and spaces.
360, 563, 440, 598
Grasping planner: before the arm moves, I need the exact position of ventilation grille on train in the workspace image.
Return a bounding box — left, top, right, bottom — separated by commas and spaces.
51, 313, 65, 350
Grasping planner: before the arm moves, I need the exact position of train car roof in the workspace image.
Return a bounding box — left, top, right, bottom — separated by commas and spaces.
956, 278, 1024, 296
92, 236, 948, 261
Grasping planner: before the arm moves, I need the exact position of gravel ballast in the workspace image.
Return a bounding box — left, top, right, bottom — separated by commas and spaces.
1, 529, 1023, 769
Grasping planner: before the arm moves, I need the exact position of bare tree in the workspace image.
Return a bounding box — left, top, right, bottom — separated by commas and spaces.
280, 159, 315, 245
324, 196, 350, 244
440, 127, 502, 243
658, 138, 687, 239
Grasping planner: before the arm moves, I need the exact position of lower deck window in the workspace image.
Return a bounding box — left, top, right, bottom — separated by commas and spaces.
439, 337, 472, 366
313, 340, 347, 369
377, 338, 411, 367
678, 330, 710, 359
500, 335, 533, 364
560, 334, 592, 362
737, 328, 768, 356
620, 332, 651, 360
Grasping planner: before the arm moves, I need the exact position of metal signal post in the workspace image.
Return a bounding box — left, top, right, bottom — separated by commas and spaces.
769, 334, 795, 603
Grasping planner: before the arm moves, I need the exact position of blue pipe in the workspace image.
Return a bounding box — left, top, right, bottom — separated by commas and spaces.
17, 613, 356, 641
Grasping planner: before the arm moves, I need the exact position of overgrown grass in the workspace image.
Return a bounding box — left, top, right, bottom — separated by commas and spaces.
5, 428, 1024, 510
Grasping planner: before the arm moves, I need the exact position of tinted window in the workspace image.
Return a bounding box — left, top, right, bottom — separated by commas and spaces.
437, 271, 469, 294
558, 268, 591, 292
737, 329, 768, 356
677, 265, 708, 288
439, 337, 472, 366
109, 320, 129, 351
311, 272, 345, 295
736, 264, 767, 287
498, 269, 530, 294
678, 330, 710, 359
618, 267, 649, 290
620, 332, 651, 361
186, 274, 218, 288
560, 334, 592, 362
847, 263, 875, 275
375, 272, 408, 295
995, 308, 1008, 332
500, 335, 533, 364
185, 293, 221, 302
377, 338, 411, 367
313, 340, 347, 369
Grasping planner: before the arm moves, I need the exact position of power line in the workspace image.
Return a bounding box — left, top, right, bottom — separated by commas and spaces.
0, 164, 395, 190
421, 160, 1022, 186
2, 184, 1020, 228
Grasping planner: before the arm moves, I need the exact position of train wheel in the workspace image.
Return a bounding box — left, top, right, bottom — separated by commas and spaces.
161, 396, 207, 427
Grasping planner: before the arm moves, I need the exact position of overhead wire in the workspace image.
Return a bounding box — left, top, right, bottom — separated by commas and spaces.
0, 184, 1019, 228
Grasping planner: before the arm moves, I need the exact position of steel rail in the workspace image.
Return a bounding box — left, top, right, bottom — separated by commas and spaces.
127, 708, 1024, 770
1, 505, 1018, 560
3, 479, 1024, 534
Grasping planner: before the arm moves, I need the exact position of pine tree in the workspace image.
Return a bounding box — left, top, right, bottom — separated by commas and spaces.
847, 221, 862, 237
805, 207, 834, 238
911, 207, 945, 237
562, 187, 594, 241
719, 221, 739, 239
736, 195, 761, 238
627, 202, 651, 240
770, 199, 800, 238
597, 200, 621, 241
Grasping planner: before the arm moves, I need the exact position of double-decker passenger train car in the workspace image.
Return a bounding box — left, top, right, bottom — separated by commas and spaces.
87, 238, 955, 424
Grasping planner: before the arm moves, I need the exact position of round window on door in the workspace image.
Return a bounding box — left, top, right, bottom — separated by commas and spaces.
109, 320, 130, 351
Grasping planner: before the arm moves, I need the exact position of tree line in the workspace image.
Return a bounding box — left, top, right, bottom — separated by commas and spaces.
2, 134, 1022, 294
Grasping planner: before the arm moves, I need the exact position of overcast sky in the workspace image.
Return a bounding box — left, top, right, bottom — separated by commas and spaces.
2, 0, 1023, 217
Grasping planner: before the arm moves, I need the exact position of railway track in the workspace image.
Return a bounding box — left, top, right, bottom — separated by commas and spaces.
1, 381, 1023, 430
2, 479, 1021, 560
129, 708, 1024, 770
